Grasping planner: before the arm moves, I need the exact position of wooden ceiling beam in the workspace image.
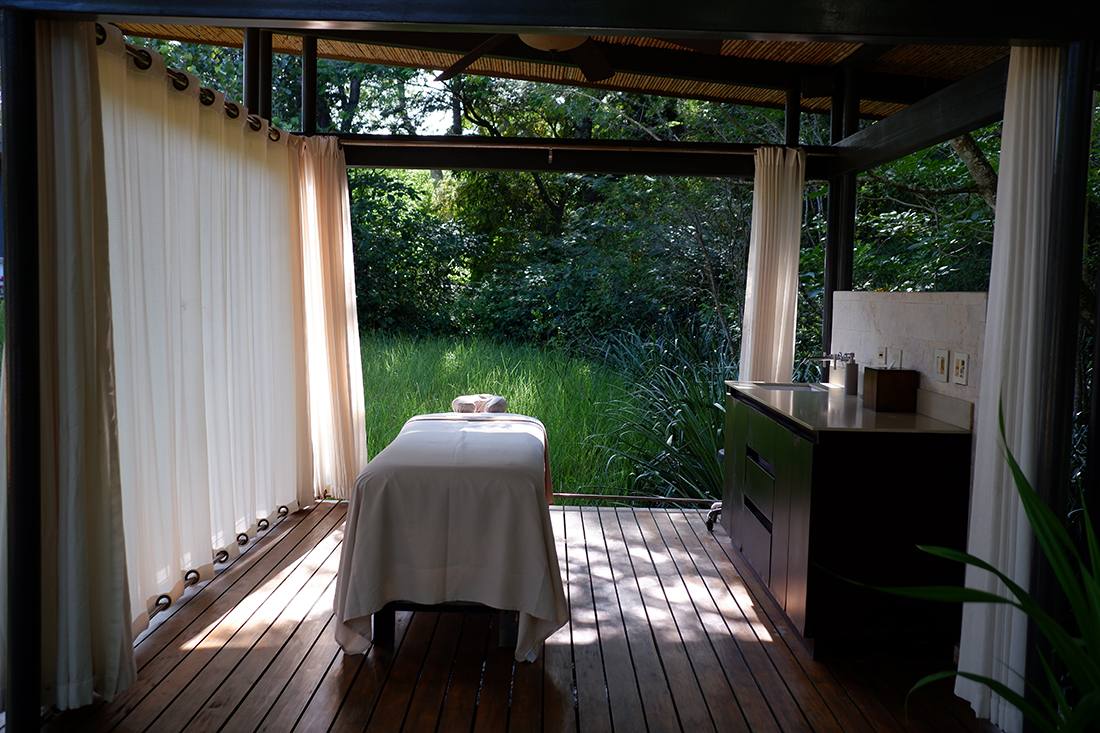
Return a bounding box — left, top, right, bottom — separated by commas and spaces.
830, 56, 1008, 176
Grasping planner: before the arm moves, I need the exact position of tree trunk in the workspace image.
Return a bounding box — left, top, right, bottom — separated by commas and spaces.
949, 133, 998, 211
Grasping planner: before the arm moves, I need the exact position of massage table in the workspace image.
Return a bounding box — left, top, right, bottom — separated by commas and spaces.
334, 412, 569, 662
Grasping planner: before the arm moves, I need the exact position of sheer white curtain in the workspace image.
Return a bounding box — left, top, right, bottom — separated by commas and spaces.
739, 146, 806, 382
97, 25, 302, 636
293, 136, 368, 501
955, 46, 1060, 733
0, 20, 136, 713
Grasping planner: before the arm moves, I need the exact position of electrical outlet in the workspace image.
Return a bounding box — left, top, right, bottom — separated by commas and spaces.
933, 349, 949, 382
875, 346, 887, 366
886, 347, 902, 369
953, 352, 969, 385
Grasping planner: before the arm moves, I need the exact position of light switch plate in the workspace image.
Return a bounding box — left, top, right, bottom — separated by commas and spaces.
953, 353, 970, 385
886, 347, 902, 369
933, 349, 949, 382
874, 346, 887, 366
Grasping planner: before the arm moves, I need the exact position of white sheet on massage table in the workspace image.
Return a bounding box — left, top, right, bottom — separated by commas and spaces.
334, 413, 568, 662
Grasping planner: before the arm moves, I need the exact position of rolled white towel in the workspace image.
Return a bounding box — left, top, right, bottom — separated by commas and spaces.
451, 394, 508, 413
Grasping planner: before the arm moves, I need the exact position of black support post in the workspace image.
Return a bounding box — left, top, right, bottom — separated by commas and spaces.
301, 35, 317, 135
785, 86, 800, 148
2, 9, 42, 732
822, 73, 850, 355
258, 29, 272, 120
1028, 40, 1096, 732
243, 26, 260, 111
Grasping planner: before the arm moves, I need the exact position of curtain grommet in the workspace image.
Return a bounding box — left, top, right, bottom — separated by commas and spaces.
184, 569, 200, 587
258, 518, 269, 531
278, 506, 289, 518
237, 533, 249, 546
215, 549, 230, 564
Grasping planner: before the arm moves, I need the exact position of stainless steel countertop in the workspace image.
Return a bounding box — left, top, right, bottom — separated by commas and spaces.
726, 381, 971, 435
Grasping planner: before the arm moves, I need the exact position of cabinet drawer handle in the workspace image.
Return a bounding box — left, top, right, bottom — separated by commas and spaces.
744, 495, 773, 534
746, 446, 776, 479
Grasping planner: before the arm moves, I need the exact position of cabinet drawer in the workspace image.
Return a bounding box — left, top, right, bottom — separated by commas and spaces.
744, 405, 777, 465
743, 453, 774, 522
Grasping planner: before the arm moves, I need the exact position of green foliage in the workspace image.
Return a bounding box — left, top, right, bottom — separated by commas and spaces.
876, 406, 1100, 733
348, 168, 475, 335
592, 319, 735, 500
358, 333, 635, 495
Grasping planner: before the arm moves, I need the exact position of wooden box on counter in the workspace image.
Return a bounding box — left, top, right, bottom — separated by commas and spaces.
863, 367, 919, 412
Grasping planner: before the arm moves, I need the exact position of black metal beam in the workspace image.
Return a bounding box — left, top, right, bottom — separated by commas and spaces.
1030, 40, 1096, 730
7, 0, 1095, 44
339, 134, 835, 178
301, 34, 317, 135
2, 8, 42, 732
831, 56, 1009, 177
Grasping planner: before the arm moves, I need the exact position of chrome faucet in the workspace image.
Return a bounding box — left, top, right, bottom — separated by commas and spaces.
799, 352, 855, 371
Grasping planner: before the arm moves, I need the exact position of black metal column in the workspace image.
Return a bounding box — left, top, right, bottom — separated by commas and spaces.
1027, 40, 1096, 731
243, 27, 260, 111
258, 29, 272, 120
301, 35, 317, 135
823, 71, 857, 355
785, 86, 800, 148
2, 8, 42, 732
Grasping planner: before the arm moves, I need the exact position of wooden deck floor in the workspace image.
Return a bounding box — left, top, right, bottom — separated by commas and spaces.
42, 501, 982, 732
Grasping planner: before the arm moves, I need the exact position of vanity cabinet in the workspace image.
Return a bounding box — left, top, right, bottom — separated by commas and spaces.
723, 383, 972, 659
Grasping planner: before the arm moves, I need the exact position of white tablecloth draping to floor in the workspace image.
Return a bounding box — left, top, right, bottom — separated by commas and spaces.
334, 413, 568, 662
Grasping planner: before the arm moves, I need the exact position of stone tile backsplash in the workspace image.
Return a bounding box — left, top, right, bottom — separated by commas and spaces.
829, 291, 986, 407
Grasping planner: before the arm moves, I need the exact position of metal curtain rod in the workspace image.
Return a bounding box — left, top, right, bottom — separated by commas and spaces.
93, 22, 283, 142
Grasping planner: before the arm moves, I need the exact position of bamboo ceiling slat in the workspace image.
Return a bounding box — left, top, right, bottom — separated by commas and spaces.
115, 22, 1006, 120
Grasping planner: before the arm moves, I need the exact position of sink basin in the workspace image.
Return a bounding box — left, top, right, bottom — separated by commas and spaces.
753, 382, 830, 392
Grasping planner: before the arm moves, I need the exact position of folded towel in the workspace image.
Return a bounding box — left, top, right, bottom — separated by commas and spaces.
451, 394, 508, 413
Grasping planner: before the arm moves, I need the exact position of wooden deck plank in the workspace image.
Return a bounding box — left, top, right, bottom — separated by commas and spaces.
677, 511, 862, 733
140, 509, 348, 733
133, 502, 338, 670
435, 613, 493, 733
401, 612, 467, 733
74, 502, 348, 733
181, 529, 344, 732
288, 610, 413, 733
564, 507, 613, 733
650, 508, 780, 733
509, 641, 545, 732
351, 611, 440, 732
634, 508, 749, 733
599, 507, 680, 731
41, 505, 985, 733
872, 660, 973, 733
579, 507, 646, 733
470, 616, 516, 733
543, 507, 577, 733
616, 508, 717, 732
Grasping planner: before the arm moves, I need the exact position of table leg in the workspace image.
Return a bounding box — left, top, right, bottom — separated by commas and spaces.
373, 604, 395, 647
499, 610, 518, 648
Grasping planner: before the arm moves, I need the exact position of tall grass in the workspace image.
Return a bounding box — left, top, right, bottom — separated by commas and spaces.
359, 333, 636, 494
590, 320, 735, 501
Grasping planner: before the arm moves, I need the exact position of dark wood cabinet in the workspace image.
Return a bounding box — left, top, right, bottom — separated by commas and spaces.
723, 385, 972, 659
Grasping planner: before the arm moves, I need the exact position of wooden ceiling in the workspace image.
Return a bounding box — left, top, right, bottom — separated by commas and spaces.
115, 23, 1011, 120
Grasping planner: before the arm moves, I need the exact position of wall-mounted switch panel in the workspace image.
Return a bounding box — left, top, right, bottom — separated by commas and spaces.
953, 353, 969, 385
874, 346, 887, 366
886, 347, 903, 369
933, 349, 949, 382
